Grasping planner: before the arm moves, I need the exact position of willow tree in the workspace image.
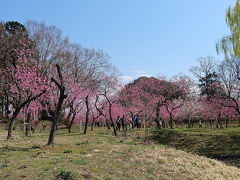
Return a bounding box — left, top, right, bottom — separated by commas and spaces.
216, 0, 240, 59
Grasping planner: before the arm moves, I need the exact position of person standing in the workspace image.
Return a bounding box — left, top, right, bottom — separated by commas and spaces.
129, 117, 133, 129
199, 119, 202, 128
116, 116, 121, 131
121, 117, 125, 131
136, 116, 141, 128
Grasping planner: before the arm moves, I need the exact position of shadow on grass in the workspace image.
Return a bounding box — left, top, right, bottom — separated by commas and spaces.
0, 144, 41, 152
0, 146, 30, 152
150, 128, 240, 167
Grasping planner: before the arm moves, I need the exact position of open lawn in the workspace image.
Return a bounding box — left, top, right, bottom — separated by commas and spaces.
0, 126, 240, 180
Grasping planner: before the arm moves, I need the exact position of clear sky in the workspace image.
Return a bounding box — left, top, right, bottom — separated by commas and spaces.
0, 0, 236, 83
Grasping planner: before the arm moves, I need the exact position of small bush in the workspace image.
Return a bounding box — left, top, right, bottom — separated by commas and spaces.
25, 135, 35, 138
157, 158, 165, 164
63, 149, 72, 153
97, 132, 105, 135
210, 160, 216, 166
136, 136, 141, 139
0, 159, 10, 169
56, 170, 73, 180
105, 178, 113, 180
73, 159, 87, 165
32, 145, 40, 149
75, 141, 89, 146
80, 151, 87, 155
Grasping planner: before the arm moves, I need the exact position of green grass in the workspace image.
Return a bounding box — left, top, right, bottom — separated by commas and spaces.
151, 126, 240, 167
0, 126, 240, 179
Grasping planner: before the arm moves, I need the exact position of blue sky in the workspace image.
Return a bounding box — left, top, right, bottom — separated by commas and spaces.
0, 0, 236, 82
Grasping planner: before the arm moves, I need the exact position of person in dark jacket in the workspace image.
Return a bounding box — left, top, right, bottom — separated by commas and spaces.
135, 116, 141, 128
116, 116, 121, 131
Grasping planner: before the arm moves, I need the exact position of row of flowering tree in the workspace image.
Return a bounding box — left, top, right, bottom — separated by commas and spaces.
0, 21, 117, 145
2, 20, 240, 146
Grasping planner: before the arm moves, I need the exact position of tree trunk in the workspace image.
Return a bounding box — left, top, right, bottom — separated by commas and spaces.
155, 119, 161, 129
7, 108, 20, 139
170, 115, 173, 129
1, 98, 4, 118
155, 102, 161, 128
121, 116, 125, 131
144, 117, 149, 142
131, 114, 135, 129
188, 118, 191, 128
106, 118, 110, 129
68, 113, 76, 133
47, 91, 66, 145
210, 119, 213, 129
48, 113, 59, 145
25, 112, 31, 136
238, 116, 240, 127
5, 96, 9, 119
91, 118, 95, 131
109, 103, 117, 136
225, 118, 229, 128
84, 96, 89, 134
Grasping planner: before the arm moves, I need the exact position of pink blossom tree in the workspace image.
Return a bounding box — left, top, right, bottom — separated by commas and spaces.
98, 74, 121, 136
0, 44, 47, 139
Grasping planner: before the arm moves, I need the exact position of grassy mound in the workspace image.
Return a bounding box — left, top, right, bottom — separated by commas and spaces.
151, 127, 240, 167
0, 127, 239, 180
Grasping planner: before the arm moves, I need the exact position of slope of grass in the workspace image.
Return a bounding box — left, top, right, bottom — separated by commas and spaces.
0, 126, 240, 180
151, 127, 240, 167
